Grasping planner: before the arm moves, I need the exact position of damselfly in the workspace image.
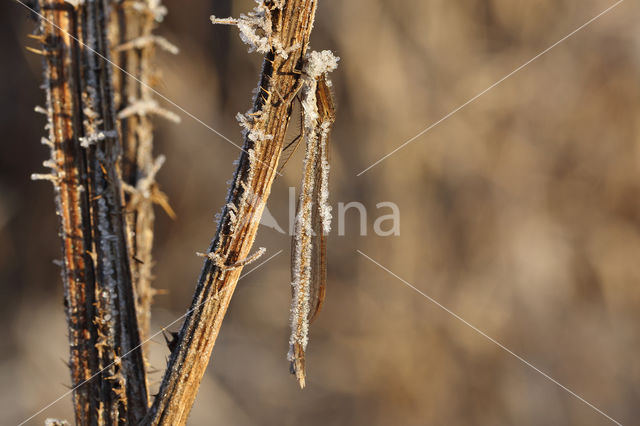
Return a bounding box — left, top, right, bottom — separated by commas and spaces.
285, 51, 338, 388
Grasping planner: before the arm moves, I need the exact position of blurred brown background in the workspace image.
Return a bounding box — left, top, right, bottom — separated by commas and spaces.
2, 0, 639, 424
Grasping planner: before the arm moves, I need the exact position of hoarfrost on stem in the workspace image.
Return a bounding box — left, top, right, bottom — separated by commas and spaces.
211, 1, 273, 55
303, 50, 340, 80
211, 1, 298, 58
79, 130, 118, 148
130, 0, 168, 22
114, 34, 179, 55
236, 111, 274, 143
118, 99, 180, 123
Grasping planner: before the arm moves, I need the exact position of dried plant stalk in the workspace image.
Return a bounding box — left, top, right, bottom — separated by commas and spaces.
34, 3, 100, 422
79, 0, 149, 419
145, 1, 319, 424
34, 0, 148, 423
109, 0, 177, 346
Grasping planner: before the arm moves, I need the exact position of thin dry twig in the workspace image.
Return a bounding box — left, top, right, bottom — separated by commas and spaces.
109, 0, 177, 353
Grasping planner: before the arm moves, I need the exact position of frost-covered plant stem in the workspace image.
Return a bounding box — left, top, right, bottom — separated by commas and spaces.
34, 3, 99, 423
34, 0, 148, 423
109, 0, 177, 350
144, 1, 319, 424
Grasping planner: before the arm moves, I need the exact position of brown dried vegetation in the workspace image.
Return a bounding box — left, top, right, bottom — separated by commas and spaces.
29, 0, 324, 424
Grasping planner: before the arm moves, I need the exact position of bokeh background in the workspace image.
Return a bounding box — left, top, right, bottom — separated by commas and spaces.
2, 0, 639, 424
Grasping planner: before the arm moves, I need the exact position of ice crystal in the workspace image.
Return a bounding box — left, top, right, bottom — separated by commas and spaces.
303, 50, 340, 80
114, 34, 179, 55
318, 121, 332, 234
236, 111, 273, 143
44, 419, 69, 426
79, 130, 118, 148
118, 99, 180, 123
211, 1, 295, 57
130, 0, 168, 22
31, 173, 58, 183
211, 1, 272, 54
197, 247, 265, 271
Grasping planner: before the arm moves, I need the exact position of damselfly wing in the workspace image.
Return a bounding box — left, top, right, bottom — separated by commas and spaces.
278, 104, 304, 173
307, 76, 334, 321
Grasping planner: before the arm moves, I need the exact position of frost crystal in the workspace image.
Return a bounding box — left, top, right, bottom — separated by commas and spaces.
79, 130, 118, 148
211, 1, 296, 58
303, 50, 340, 80
45, 419, 69, 426
211, 1, 273, 55
318, 121, 332, 234
123, 155, 166, 201
114, 35, 179, 55
118, 99, 180, 123
236, 111, 273, 143
31, 173, 58, 183
131, 0, 168, 22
